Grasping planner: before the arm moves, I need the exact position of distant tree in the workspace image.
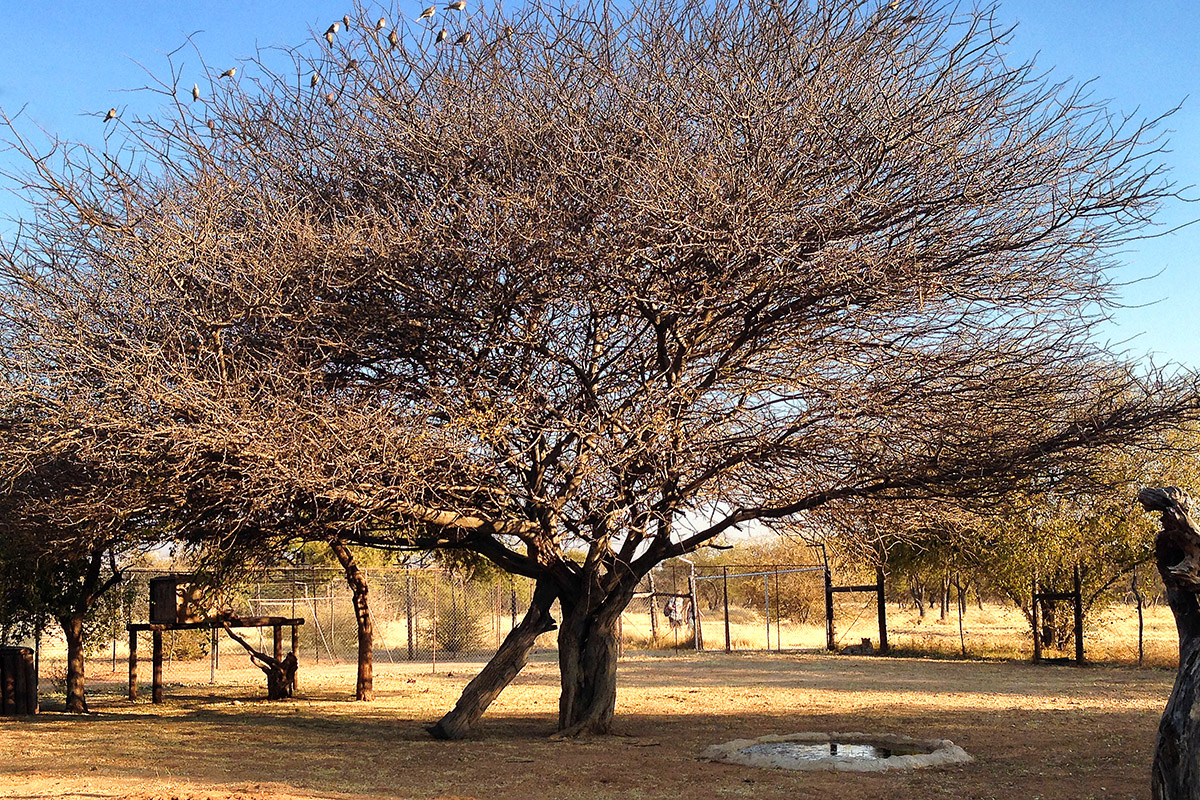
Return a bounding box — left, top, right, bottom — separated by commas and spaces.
2, 0, 1197, 741
0, 410, 157, 712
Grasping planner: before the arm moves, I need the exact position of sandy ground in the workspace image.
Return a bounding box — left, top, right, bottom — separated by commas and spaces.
0, 650, 1175, 800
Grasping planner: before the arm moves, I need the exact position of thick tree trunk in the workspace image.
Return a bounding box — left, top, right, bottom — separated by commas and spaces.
556, 590, 633, 737
60, 615, 88, 713
428, 579, 558, 740
1153, 584, 1200, 798
328, 536, 373, 701
1138, 487, 1200, 799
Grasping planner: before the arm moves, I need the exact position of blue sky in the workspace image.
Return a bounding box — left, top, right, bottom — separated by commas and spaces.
0, 1, 1196, 366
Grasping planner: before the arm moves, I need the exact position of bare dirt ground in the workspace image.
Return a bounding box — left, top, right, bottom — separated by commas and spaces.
0, 651, 1173, 800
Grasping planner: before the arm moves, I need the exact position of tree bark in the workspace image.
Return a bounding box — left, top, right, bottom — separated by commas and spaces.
428, 579, 558, 739
221, 622, 296, 699
555, 587, 634, 736
60, 614, 88, 713
328, 536, 373, 701
1138, 487, 1200, 799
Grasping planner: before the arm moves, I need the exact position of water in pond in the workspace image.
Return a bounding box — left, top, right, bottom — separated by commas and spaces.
738, 741, 928, 762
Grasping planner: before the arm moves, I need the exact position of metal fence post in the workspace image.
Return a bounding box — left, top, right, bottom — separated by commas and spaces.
824, 567, 835, 651
876, 566, 889, 654
648, 572, 659, 642
774, 567, 781, 653
722, 566, 731, 653
763, 573, 770, 651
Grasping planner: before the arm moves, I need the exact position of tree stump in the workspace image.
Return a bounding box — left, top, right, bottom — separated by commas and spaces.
0, 647, 38, 715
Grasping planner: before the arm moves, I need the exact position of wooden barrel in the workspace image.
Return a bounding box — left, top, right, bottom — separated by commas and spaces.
0, 647, 38, 715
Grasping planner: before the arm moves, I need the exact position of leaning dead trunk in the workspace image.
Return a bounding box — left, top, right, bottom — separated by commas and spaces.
555, 585, 637, 737
1138, 486, 1200, 799
59, 614, 88, 713
221, 623, 297, 700
428, 579, 558, 739
328, 536, 373, 701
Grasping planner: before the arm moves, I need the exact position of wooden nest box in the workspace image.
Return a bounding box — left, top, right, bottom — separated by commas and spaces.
149, 575, 208, 624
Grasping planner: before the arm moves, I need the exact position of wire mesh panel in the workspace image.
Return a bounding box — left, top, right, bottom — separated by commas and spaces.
244, 568, 543, 664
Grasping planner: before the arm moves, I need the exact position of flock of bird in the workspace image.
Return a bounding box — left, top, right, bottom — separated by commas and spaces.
103, 3, 473, 122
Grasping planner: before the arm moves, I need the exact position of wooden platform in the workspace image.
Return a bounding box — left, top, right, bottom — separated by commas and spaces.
126, 616, 304, 703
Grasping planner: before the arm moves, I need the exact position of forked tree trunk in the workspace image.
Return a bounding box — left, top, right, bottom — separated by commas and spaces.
555, 586, 636, 737
60, 614, 88, 713
428, 579, 558, 740
221, 623, 297, 699
1138, 486, 1200, 799
328, 536, 373, 701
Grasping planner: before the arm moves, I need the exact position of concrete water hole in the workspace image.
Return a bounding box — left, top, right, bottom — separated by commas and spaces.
703, 731, 973, 773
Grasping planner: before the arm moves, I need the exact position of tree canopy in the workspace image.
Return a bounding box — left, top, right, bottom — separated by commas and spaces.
1, 0, 1196, 734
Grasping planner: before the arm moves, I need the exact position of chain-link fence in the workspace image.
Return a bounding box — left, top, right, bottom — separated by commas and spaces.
11, 560, 1181, 705
621, 563, 831, 653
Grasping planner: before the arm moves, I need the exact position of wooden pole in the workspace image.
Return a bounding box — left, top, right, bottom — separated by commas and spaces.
1031, 569, 1041, 663
824, 567, 835, 651
689, 571, 703, 651
723, 566, 731, 653
877, 566, 889, 654
21, 647, 37, 714
291, 625, 300, 694
1073, 564, 1084, 664
273, 624, 283, 664
152, 630, 164, 704
128, 631, 138, 701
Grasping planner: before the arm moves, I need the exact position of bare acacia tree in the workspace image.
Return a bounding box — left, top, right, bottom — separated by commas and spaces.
2, 0, 1197, 741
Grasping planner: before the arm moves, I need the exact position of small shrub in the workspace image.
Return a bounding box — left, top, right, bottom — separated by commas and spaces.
431, 593, 489, 654
166, 629, 211, 661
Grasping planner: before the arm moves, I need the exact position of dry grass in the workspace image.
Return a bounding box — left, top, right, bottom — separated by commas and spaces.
0, 645, 1177, 800
617, 600, 1177, 667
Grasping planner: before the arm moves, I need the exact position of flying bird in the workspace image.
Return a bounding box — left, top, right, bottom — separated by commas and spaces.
446, 1, 466, 11
103, 108, 117, 122
310, 72, 321, 88
417, 6, 435, 20
220, 67, 237, 79
388, 29, 400, 47
191, 83, 200, 102
376, 17, 387, 30
436, 28, 448, 43
455, 31, 470, 44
